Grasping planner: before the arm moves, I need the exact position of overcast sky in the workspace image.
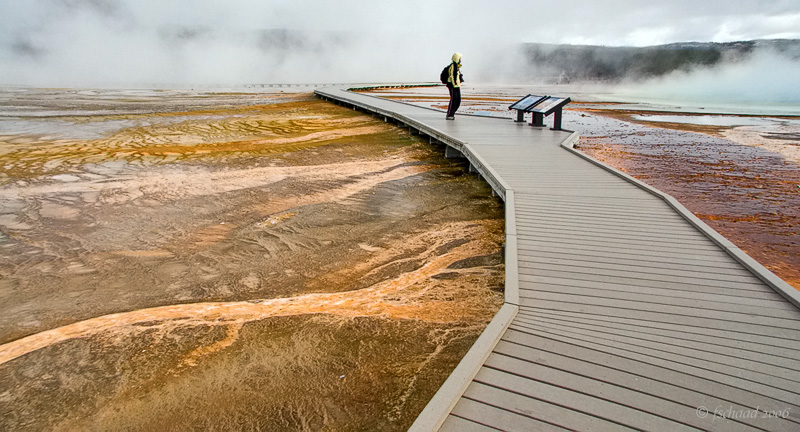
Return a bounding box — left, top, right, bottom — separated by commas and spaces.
2, 0, 800, 86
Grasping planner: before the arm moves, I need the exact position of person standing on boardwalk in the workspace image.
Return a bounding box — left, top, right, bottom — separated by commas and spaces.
446, 52, 464, 120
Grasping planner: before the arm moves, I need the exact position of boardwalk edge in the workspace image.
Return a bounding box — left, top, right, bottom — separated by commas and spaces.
561, 133, 800, 309
504, 190, 519, 306
408, 303, 518, 432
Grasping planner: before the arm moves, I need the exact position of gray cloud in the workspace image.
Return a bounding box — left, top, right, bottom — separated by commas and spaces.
10, 39, 46, 59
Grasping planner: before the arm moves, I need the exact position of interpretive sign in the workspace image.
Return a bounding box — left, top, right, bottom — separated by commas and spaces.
508, 94, 548, 112
508, 94, 571, 130
529, 97, 570, 116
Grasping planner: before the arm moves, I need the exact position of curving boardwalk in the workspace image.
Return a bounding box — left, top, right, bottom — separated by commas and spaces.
314, 87, 800, 432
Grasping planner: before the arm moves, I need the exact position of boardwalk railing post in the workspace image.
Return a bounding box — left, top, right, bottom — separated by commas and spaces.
444, 146, 463, 159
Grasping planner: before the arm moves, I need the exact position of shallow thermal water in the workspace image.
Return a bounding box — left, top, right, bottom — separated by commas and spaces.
630, 114, 800, 127
0, 88, 504, 430
364, 85, 800, 290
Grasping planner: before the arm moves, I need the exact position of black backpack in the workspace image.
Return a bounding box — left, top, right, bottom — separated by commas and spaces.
440, 64, 450, 84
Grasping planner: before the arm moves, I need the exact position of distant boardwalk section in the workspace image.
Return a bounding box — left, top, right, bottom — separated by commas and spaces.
314, 86, 800, 432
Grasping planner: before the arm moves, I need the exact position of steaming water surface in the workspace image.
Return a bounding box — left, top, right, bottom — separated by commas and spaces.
630, 114, 800, 127
0, 88, 504, 430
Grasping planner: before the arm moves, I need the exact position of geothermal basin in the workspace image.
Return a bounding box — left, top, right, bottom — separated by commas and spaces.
0, 88, 504, 431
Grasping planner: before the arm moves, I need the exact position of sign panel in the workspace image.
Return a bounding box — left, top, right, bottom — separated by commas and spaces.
508, 94, 547, 112
529, 97, 571, 115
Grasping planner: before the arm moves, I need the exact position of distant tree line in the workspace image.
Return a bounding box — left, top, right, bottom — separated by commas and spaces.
520, 39, 800, 83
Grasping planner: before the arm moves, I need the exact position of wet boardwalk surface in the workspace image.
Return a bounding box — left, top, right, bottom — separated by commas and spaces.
315, 87, 800, 432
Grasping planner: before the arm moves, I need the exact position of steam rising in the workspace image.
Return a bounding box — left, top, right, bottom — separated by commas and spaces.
1, 0, 800, 89
619, 49, 800, 105
0, 0, 512, 86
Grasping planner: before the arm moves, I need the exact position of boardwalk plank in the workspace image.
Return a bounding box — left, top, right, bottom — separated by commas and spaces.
517, 232, 731, 256
518, 255, 763, 285
463, 382, 637, 432
439, 415, 499, 432
513, 203, 688, 221
499, 332, 800, 421
518, 248, 752, 276
514, 212, 695, 230
522, 267, 767, 294
449, 398, 567, 432
514, 189, 656, 199
484, 352, 752, 432
474, 366, 699, 432
493, 341, 799, 431
513, 197, 685, 210
518, 283, 800, 319
514, 217, 709, 239
518, 273, 784, 301
518, 227, 722, 248
512, 318, 800, 383
519, 273, 788, 304
507, 325, 800, 407
517, 238, 739, 265
515, 194, 672, 210
516, 243, 748, 270
516, 308, 800, 354
519, 262, 766, 292
522, 298, 800, 339
517, 231, 723, 252
520, 291, 800, 329
512, 313, 800, 371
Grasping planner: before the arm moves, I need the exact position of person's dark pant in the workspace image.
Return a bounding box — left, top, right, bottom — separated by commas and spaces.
447, 85, 461, 117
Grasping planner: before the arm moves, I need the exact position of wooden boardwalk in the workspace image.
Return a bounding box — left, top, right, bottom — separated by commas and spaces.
314, 87, 800, 432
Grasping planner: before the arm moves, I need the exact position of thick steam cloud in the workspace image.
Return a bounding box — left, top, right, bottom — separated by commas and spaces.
0, 0, 513, 87
619, 49, 800, 105
2, 0, 800, 89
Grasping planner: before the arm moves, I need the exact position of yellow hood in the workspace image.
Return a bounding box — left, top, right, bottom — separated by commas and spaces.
452, 52, 462, 64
